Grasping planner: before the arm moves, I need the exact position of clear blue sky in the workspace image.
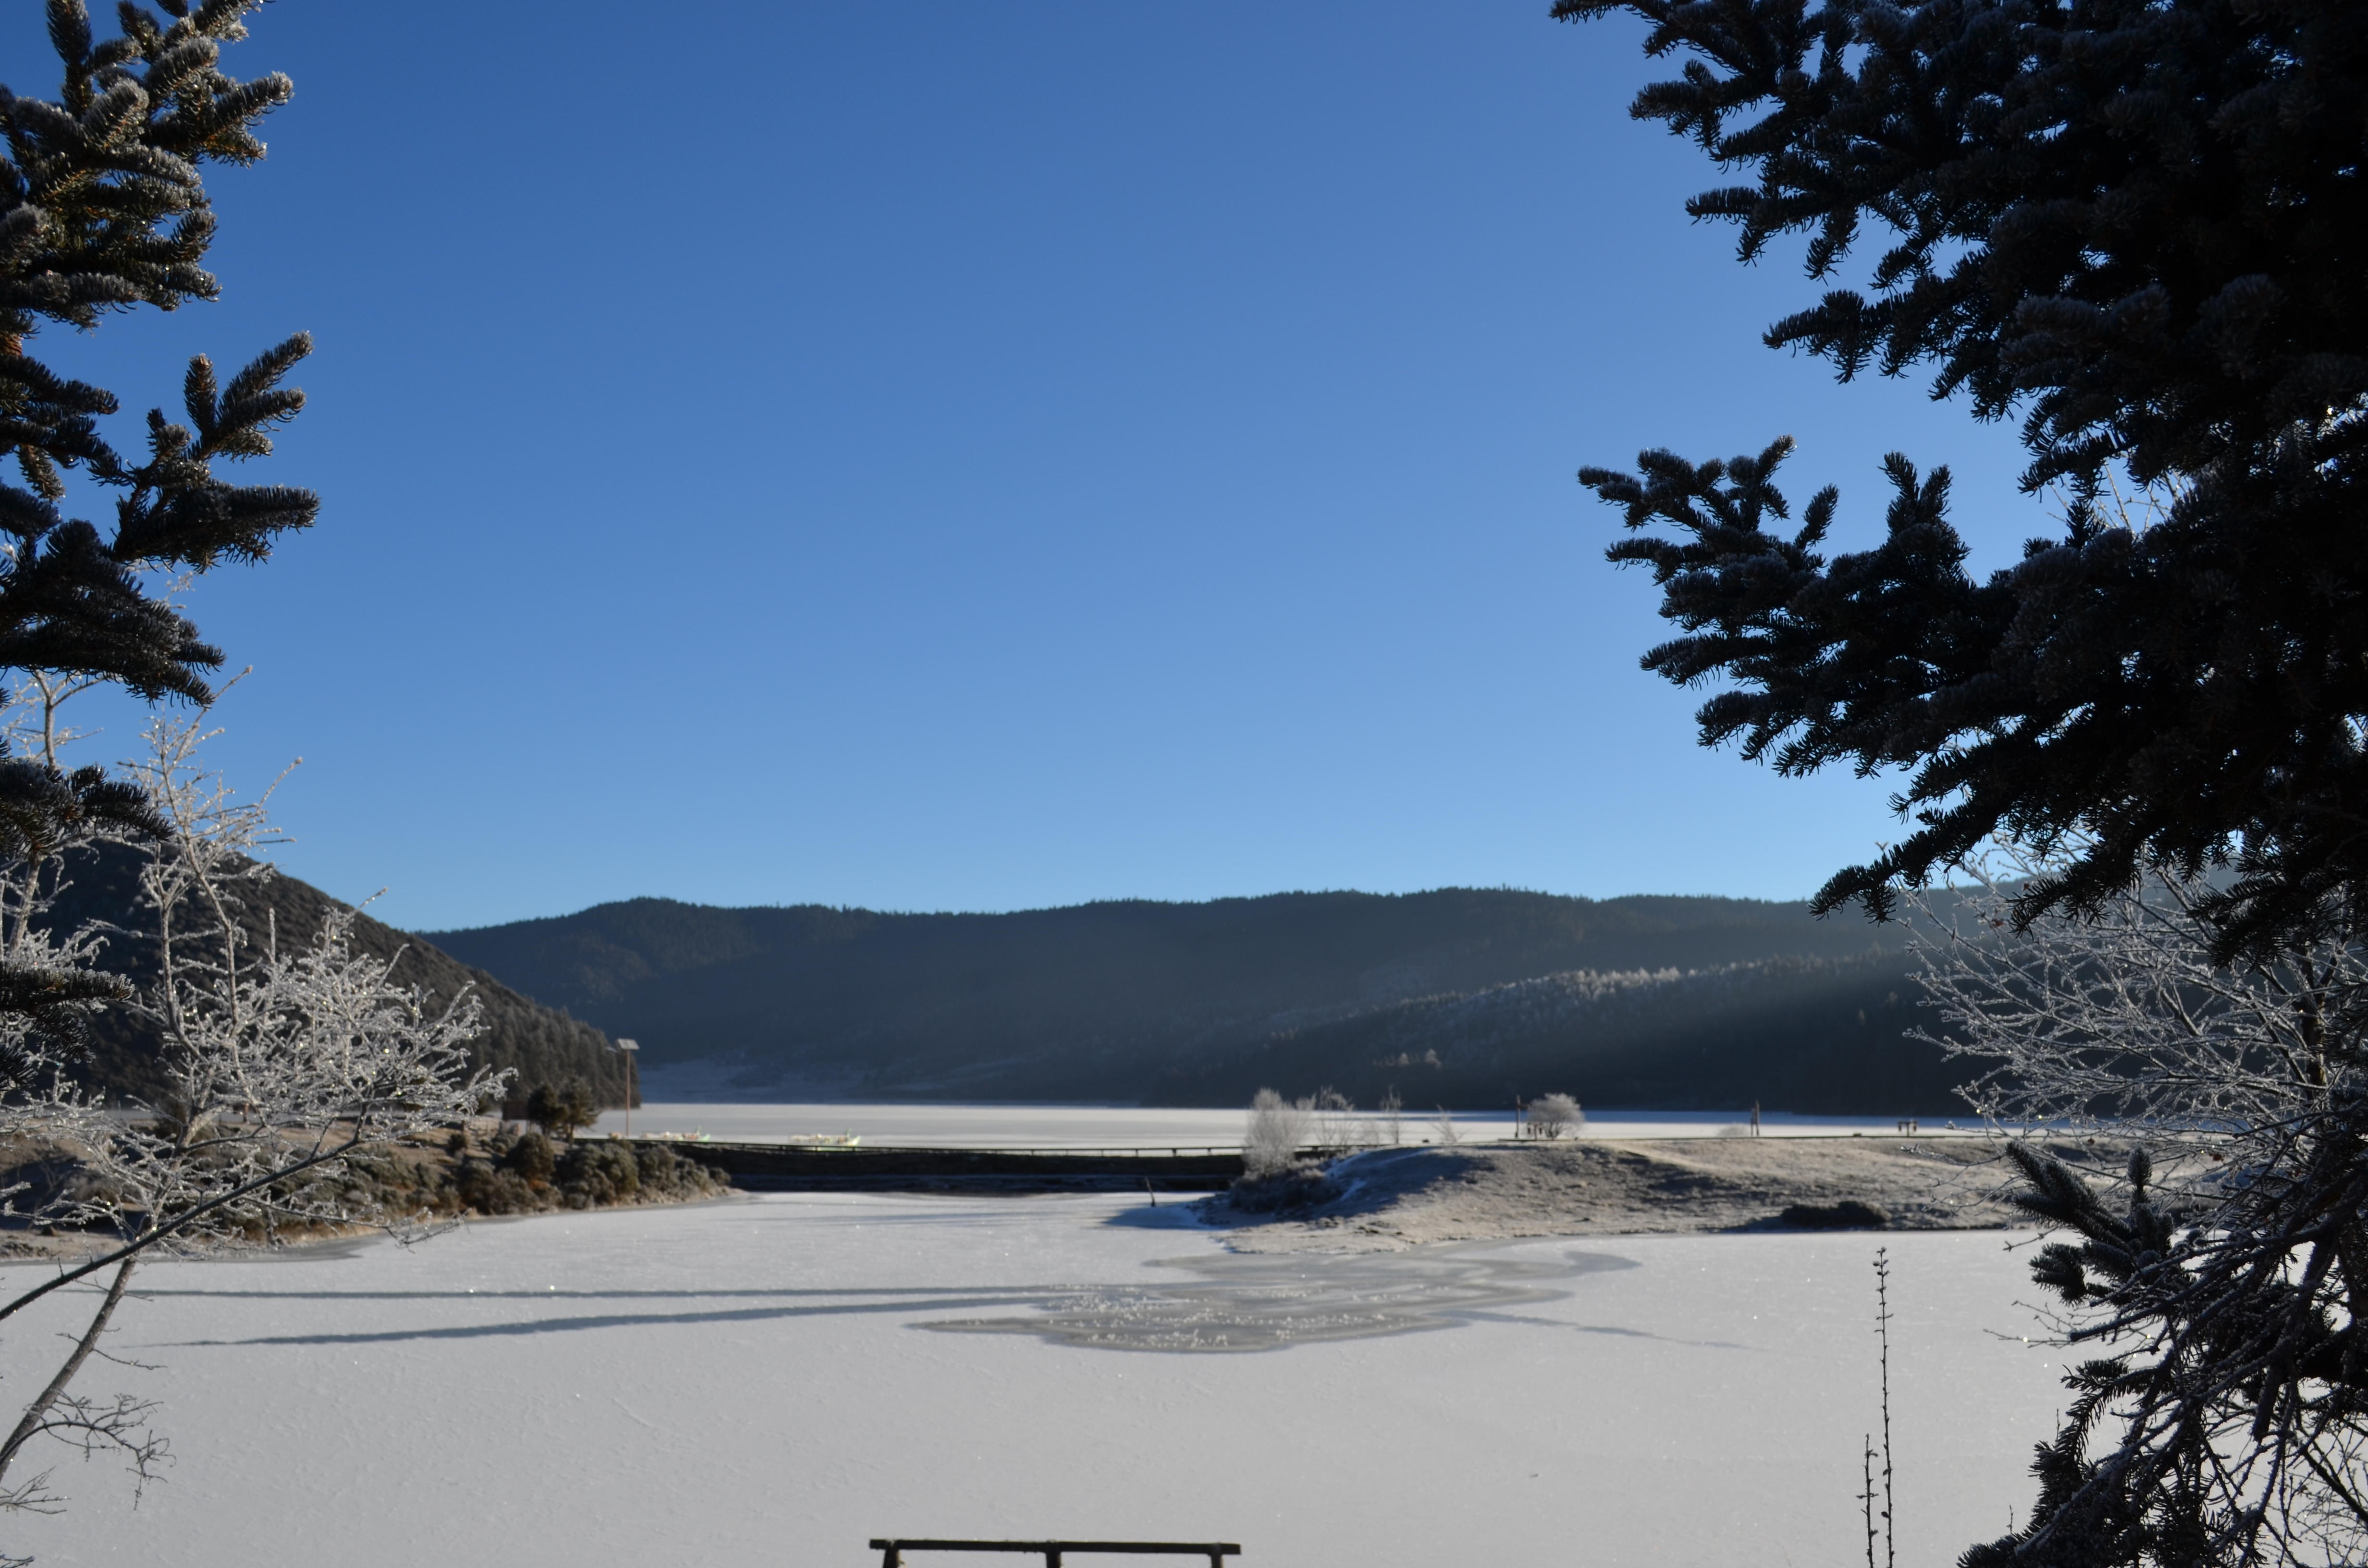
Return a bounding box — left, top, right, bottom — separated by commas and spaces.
7, 1, 2041, 931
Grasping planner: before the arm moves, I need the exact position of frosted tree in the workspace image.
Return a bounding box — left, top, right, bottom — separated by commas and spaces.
1242, 1088, 1308, 1178
1524, 1093, 1582, 1139
1913, 849, 2368, 1567
0, 699, 500, 1549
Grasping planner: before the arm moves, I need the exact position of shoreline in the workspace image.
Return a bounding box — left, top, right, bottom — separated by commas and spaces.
1192, 1134, 2108, 1253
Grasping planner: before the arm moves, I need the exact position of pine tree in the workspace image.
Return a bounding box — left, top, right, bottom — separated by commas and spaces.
525, 1079, 598, 1142
0, 0, 314, 1074
1558, 0, 2368, 959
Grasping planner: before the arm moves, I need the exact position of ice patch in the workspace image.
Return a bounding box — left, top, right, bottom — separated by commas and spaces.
924, 1244, 1637, 1351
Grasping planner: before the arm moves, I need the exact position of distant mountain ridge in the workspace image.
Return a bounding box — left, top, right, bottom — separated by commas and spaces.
422, 888, 1968, 1113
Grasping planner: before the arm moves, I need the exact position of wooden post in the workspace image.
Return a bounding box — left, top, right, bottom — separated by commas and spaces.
866, 1537, 1238, 1565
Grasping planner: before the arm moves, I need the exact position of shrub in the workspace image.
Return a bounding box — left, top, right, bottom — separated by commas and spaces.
1225, 1165, 1342, 1214
623, 1143, 725, 1200
452, 1157, 534, 1215
1526, 1093, 1584, 1139
632, 1143, 674, 1187
1779, 1200, 1890, 1230
1243, 1088, 1309, 1178
1311, 1086, 1357, 1145
503, 1130, 556, 1183
555, 1140, 640, 1207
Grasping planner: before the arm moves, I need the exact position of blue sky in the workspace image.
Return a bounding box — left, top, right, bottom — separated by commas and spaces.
7, 1, 2042, 931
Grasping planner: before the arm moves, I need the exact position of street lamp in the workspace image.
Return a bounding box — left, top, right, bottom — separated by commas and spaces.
615, 1038, 639, 1137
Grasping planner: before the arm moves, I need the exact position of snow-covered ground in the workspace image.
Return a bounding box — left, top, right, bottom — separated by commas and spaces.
596, 1101, 1975, 1146
15, 1192, 2062, 1568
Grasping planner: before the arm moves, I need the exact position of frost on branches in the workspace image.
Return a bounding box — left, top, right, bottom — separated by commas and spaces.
0, 698, 500, 1552
1915, 850, 2368, 1568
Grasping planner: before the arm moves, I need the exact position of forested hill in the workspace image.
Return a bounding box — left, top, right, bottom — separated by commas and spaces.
422, 888, 1970, 1114
39, 845, 629, 1108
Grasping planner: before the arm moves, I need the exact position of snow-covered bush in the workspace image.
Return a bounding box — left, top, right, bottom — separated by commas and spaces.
1524, 1093, 1583, 1139
1242, 1088, 1308, 1177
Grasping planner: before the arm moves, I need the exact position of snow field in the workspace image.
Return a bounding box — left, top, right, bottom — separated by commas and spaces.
14, 1194, 2062, 1568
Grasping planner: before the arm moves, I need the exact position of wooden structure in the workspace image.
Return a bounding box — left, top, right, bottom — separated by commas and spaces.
871, 1541, 1240, 1568
640, 1141, 1251, 1193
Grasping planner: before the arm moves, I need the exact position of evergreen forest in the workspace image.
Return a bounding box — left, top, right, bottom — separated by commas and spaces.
426, 888, 1965, 1114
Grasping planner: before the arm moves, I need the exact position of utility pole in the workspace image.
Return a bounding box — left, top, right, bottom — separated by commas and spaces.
617, 1039, 639, 1137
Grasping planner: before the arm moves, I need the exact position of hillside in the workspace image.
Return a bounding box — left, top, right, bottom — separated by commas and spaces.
38, 844, 629, 1108
1153, 952, 1952, 1113
424, 888, 1968, 1113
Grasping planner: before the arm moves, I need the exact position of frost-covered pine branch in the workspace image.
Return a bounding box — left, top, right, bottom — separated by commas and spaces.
1913, 846, 2368, 1568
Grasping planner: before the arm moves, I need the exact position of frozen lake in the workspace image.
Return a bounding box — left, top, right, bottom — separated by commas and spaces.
594, 1101, 1975, 1147
13, 1192, 2061, 1568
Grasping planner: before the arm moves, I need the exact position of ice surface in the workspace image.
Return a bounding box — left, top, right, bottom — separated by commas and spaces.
925, 1246, 1641, 1352
11, 1194, 2064, 1568
597, 1101, 1978, 1146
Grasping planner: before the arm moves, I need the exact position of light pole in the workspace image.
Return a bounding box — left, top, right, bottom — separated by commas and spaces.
616, 1038, 639, 1137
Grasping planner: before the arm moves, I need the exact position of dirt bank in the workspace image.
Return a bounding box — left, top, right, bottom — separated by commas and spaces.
1200, 1134, 2129, 1252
